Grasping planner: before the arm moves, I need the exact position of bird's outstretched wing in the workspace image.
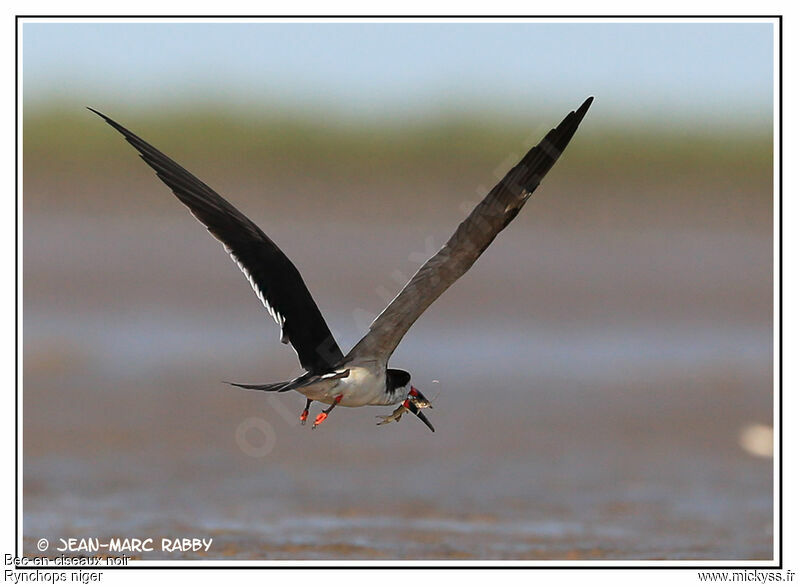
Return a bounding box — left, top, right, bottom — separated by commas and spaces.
90, 108, 344, 373
346, 97, 593, 362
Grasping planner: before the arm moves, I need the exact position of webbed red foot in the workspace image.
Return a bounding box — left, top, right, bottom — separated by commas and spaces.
311, 394, 343, 429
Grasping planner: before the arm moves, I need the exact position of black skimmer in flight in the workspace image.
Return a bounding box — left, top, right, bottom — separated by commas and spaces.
90, 97, 593, 432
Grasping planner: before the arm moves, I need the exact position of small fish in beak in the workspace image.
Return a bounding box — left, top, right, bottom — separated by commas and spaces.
375, 386, 436, 432
376, 403, 408, 426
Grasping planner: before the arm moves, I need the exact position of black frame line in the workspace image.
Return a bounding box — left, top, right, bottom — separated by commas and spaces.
14, 13, 783, 571
14, 13, 20, 571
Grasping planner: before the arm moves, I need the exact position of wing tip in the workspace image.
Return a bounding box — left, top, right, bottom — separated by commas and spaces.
570, 96, 594, 126
87, 106, 110, 122
87, 106, 130, 136
554, 96, 594, 143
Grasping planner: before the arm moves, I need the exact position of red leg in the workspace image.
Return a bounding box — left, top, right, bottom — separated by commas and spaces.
312, 394, 343, 429
299, 398, 312, 425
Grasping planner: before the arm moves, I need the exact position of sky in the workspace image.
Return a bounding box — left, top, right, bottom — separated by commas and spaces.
21, 20, 775, 125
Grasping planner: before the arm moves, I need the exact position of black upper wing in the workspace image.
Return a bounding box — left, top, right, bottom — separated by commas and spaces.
346, 97, 593, 362
90, 108, 344, 373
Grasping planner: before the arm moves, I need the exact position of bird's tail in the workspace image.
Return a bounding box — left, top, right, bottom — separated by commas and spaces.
226, 380, 296, 392
226, 371, 320, 393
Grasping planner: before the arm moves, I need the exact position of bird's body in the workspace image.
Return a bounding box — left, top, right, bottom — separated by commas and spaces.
91, 97, 593, 432
293, 365, 395, 407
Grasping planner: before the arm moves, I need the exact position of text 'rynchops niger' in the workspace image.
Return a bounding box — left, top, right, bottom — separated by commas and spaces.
90, 97, 593, 432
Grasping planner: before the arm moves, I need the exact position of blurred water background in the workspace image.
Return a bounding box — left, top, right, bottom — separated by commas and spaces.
22, 20, 774, 560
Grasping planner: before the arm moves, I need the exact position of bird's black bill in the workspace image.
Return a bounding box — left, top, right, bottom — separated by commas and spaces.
406, 401, 435, 432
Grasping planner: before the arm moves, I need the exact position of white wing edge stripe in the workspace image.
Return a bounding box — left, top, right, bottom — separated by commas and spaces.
228, 252, 285, 327
184, 216, 299, 359
220, 244, 289, 346
321, 370, 348, 379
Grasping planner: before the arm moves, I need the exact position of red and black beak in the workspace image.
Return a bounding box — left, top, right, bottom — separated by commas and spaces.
402, 397, 435, 433
408, 386, 433, 409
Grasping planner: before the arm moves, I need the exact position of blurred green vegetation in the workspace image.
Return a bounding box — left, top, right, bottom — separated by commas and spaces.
24, 102, 772, 183
23, 102, 773, 234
